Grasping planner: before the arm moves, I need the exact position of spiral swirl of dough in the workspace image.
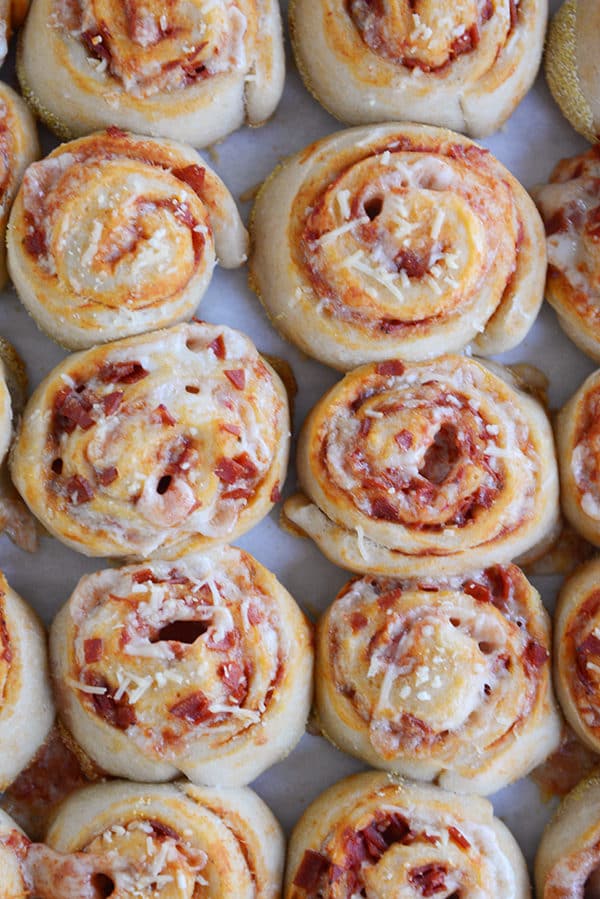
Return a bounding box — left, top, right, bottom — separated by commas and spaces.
536, 773, 600, 898
11, 322, 290, 559
51, 546, 313, 786
316, 565, 560, 794
534, 147, 600, 363
250, 124, 546, 370
7, 128, 247, 350
0, 572, 54, 790
284, 355, 559, 577
285, 771, 530, 898
43, 780, 284, 898
289, 0, 547, 137
556, 369, 600, 547
18, 0, 284, 146
554, 558, 600, 755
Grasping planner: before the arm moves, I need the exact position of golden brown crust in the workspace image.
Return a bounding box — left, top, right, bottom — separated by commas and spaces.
285, 771, 531, 898
250, 123, 546, 370
316, 565, 560, 793
290, 0, 546, 137
10, 322, 290, 559
285, 355, 559, 577
7, 129, 248, 350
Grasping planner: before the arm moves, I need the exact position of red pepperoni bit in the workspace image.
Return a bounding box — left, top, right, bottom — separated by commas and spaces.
151, 404, 176, 426
395, 429, 414, 450
99, 361, 149, 384
90, 679, 136, 730
451, 22, 479, 56
83, 638, 103, 663
150, 821, 180, 841
97, 466, 118, 486
81, 26, 112, 62
376, 360, 405, 377
270, 483, 282, 503
169, 691, 212, 723
293, 850, 331, 890
23, 212, 47, 256
105, 125, 127, 138
53, 387, 97, 435
215, 453, 258, 484
463, 581, 493, 604
350, 612, 368, 632
407, 863, 448, 896
524, 640, 549, 674
101, 390, 123, 415
209, 334, 226, 359
222, 423, 241, 436
206, 629, 236, 651
247, 604, 262, 626
224, 369, 246, 390
394, 248, 430, 279
381, 813, 411, 845
371, 496, 399, 521
172, 164, 206, 196
132, 569, 158, 584
66, 475, 94, 505
218, 661, 246, 702
448, 825, 471, 849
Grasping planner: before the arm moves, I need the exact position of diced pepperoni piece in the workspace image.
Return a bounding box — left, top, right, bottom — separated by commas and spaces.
172, 164, 206, 196
215, 453, 258, 484
224, 369, 246, 390
97, 466, 118, 486
463, 581, 492, 604
523, 640, 549, 674
407, 863, 448, 896
448, 826, 471, 849
350, 612, 368, 631
169, 691, 212, 723
151, 404, 176, 426
209, 335, 226, 359
99, 361, 148, 384
270, 483, 282, 503
376, 361, 405, 377
66, 475, 94, 505
83, 638, 103, 663
101, 391, 123, 415
292, 850, 331, 890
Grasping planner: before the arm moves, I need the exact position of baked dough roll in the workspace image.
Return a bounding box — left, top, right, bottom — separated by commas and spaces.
0, 337, 38, 552
10, 322, 290, 559
546, 0, 600, 143
556, 370, 600, 546
43, 780, 284, 898
285, 771, 531, 898
554, 558, 600, 754
284, 355, 559, 577
0, 809, 30, 898
316, 565, 561, 794
7, 128, 248, 350
0, 0, 29, 69
0, 572, 54, 790
289, 0, 546, 137
534, 148, 600, 362
0, 82, 38, 291
250, 124, 546, 370
535, 773, 600, 898
17, 0, 285, 147
51, 547, 313, 786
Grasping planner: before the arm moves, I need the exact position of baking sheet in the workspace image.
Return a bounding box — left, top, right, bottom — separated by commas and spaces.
0, 0, 594, 871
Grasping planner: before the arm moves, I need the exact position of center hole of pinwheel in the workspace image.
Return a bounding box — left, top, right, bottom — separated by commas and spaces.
92, 874, 115, 898
584, 868, 600, 899
152, 620, 209, 644
364, 196, 384, 220
419, 424, 459, 484
156, 475, 172, 494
